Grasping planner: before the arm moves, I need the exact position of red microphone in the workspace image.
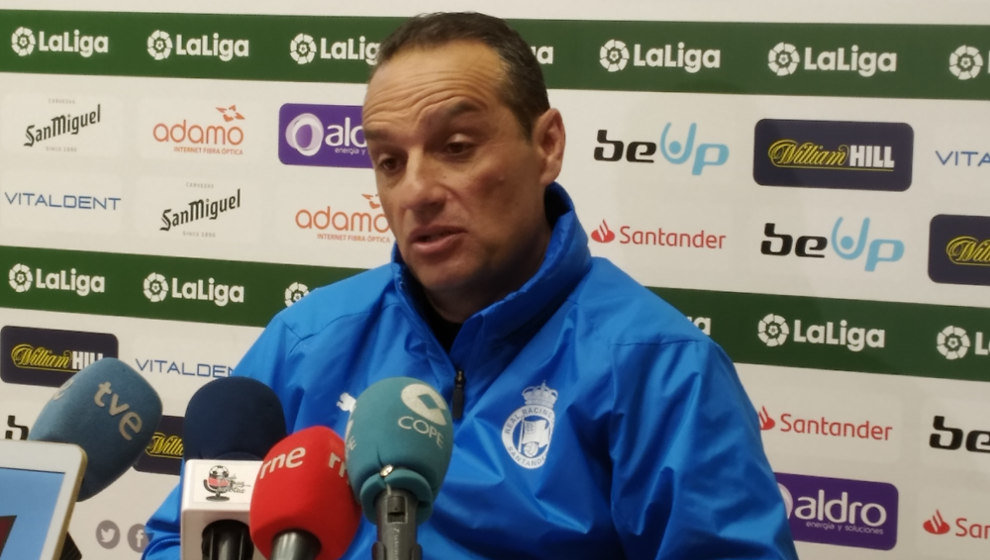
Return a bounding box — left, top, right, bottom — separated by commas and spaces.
249, 426, 362, 560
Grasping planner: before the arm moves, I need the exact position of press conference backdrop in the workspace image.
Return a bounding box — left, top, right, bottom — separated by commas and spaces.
0, 0, 988, 558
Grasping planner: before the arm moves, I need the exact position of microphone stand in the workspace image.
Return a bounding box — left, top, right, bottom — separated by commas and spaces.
372, 486, 422, 560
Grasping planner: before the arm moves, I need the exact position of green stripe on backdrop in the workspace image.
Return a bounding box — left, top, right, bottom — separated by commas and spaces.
1, 10, 989, 100
1, 246, 987, 382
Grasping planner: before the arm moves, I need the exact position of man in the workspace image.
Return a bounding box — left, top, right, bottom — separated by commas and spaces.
144, 12, 797, 559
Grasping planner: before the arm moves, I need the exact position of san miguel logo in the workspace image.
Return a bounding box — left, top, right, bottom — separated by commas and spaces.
23, 104, 102, 148
753, 119, 913, 191
929, 215, 990, 286
160, 189, 242, 232
0, 326, 118, 387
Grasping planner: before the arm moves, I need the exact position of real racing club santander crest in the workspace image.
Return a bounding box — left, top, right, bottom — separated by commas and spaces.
501, 382, 558, 469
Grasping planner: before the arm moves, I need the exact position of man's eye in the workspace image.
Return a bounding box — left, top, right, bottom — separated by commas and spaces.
445, 142, 471, 155
376, 157, 399, 172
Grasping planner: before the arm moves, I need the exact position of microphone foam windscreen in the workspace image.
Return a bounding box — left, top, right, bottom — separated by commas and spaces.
345, 377, 453, 522
183, 376, 287, 461
250, 425, 361, 560
29, 357, 163, 501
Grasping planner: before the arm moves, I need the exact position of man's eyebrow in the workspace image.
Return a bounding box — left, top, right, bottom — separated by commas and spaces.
363, 99, 484, 142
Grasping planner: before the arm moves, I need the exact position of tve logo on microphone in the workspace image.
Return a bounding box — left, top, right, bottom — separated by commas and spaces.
775, 472, 898, 550
278, 104, 370, 168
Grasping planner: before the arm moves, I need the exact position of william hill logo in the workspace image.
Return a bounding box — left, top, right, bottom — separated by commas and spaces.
0, 326, 118, 388
929, 215, 990, 287
754, 119, 913, 191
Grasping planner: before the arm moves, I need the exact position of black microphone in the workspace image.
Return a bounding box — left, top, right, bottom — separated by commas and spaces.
180, 376, 287, 560
344, 377, 454, 560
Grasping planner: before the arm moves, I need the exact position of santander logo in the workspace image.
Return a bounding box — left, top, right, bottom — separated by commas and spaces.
759, 406, 776, 430
591, 220, 616, 243
757, 406, 893, 441
923, 510, 951, 535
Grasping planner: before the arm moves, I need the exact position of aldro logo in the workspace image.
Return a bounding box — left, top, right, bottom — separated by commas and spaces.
757, 313, 885, 352
7, 263, 105, 296
767, 42, 897, 77
599, 39, 720, 73
142, 273, 244, 307
935, 325, 990, 361
10, 26, 109, 58
146, 30, 248, 62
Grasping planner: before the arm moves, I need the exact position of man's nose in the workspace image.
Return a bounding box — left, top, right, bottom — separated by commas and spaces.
397, 152, 445, 211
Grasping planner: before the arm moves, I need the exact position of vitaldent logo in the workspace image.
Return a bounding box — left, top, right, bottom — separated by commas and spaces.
599, 39, 720, 73
146, 30, 248, 62
133, 357, 233, 379
23, 104, 102, 148
761, 218, 904, 271
295, 193, 392, 244
776, 472, 897, 550
593, 124, 728, 176
759, 406, 894, 442
0, 326, 118, 388
4, 192, 121, 212
754, 119, 913, 191
151, 105, 245, 156
279, 104, 370, 168
935, 149, 990, 168
590, 219, 726, 250
7, 263, 105, 296
929, 215, 990, 286
160, 189, 241, 232
767, 42, 896, 77
142, 273, 244, 307
757, 313, 885, 352
10, 27, 109, 58
948, 45, 985, 80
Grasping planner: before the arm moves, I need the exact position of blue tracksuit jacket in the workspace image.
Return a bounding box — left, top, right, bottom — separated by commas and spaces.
143, 183, 797, 559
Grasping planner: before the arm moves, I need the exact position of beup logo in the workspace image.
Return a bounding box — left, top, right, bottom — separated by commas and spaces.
929, 215, 990, 287
142, 273, 244, 307
284, 282, 309, 307
146, 30, 248, 62
590, 219, 726, 250
279, 104, 370, 168
924, 508, 990, 540
7, 263, 105, 296
776, 472, 898, 550
754, 120, 913, 191
757, 313, 886, 352
10, 26, 109, 58
152, 105, 245, 156
593, 124, 729, 175
767, 42, 896, 77
761, 218, 905, 271
599, 38, 720, 73
949, 45, 984, 80
286, 33, 378, 65
930, 415, 990, 453
295, 193, 392, 244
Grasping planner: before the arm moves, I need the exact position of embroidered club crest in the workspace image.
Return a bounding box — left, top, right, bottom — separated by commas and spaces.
501, 382, 558, 469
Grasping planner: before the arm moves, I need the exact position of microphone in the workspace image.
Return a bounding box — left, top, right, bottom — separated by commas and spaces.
180, 376, 288, 560
249, 425, 362, 560
29, 356, 163, 560
29, 356, 163, 501
344, 377, 453, 560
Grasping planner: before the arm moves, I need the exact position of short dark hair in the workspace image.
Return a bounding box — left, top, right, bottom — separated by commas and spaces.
372, 12, 550, 136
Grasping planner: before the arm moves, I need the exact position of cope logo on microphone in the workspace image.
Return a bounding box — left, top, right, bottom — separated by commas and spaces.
398, 383, 448, 448
278, 104, 370, 168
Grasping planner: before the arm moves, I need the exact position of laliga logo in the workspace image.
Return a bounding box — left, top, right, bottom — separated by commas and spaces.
11, 27, 36, 56
289, 33, 317, 64
600, 39, 629, 72
284, 282, 309, 307
758, 314, 790, 347
937, 326, 971, 360
8, 263, 32, 292
949, 45, 984, 80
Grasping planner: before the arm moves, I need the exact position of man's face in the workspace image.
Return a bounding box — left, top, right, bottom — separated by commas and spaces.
363, 40, 562, 321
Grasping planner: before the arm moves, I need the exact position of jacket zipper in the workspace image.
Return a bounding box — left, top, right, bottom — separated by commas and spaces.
452, 369, 465, 420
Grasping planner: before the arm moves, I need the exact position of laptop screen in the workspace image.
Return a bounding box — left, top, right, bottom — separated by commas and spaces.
0, 466, 68, 560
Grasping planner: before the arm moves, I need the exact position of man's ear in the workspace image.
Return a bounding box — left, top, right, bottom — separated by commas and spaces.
532, 108, 565, 186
